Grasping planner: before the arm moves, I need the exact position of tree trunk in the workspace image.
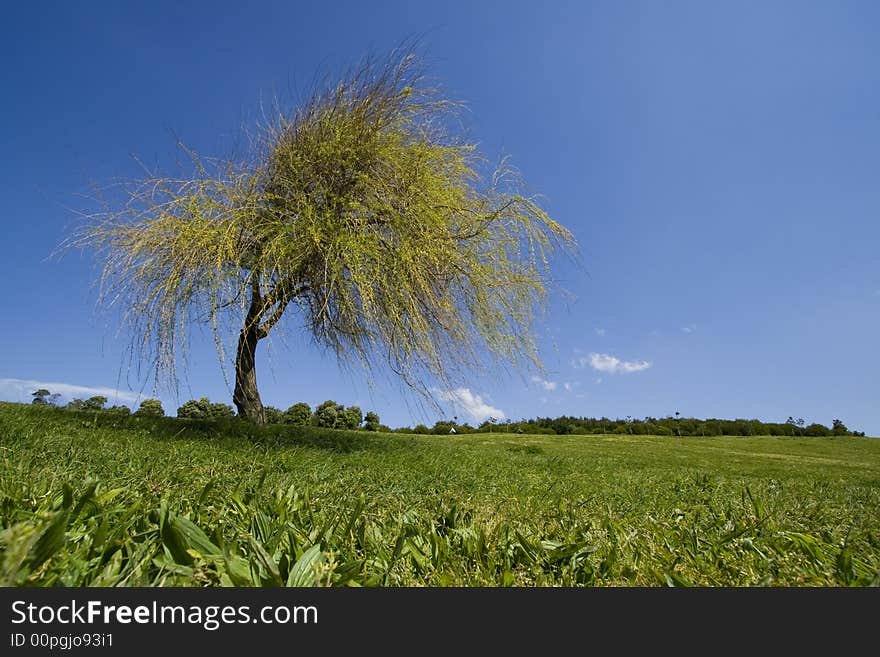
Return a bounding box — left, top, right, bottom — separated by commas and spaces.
233, 274, 266, 424
233, 325, 265, 424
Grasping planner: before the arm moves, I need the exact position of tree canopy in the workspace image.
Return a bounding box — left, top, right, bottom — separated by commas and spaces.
71, 49, 576, 422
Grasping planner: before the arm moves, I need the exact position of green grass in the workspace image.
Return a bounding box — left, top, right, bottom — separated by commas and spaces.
1, 402, 878, 586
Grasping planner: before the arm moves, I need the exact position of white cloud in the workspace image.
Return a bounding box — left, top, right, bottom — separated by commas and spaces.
682, 324, 697, 334
563, 382, 572, 392
436, 387, 505, 423
0, 378, 142, 405
530, 375, 558, 391
587, 353, 652, 374
594, 378, 603, 385
594, 328, 606, 337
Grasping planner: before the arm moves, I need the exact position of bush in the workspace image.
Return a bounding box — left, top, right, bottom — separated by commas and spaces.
364, 411, 380, 432
134, 399, 165, 417
107, 405, 131, 416
314, 400, 343, 428
263, 406, 283, 424
31, 389, 53, 406
177, 397, 235, 420
283, 402, 312, 426
177, 398, 209, 419
342, 406, 363, 430
83, 396, 108, 411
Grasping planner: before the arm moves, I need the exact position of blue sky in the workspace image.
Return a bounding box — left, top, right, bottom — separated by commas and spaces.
1, 1, 878, 434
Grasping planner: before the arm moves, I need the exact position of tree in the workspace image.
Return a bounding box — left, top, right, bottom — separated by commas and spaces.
832, 419, 848, 436
107, 405, 131, 415
364, 411, 380, 432
208, 401, 235, 418
342, 406, 363, 430
314, 400, 344, 428
83, 395, 108, 411
177, 397, 235, 419
31, 389, 50, 405
805, 423, 830, 437
31, 389, 59, 406
263, 406, 283, 424
70, 49, 576, 424
66, 398, 87, 411
178, 398, 209, 419
283, 402, 312, 426
134, 398, 165, 417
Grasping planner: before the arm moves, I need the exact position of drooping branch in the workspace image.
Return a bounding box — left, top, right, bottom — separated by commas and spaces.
69, 47, 578, 419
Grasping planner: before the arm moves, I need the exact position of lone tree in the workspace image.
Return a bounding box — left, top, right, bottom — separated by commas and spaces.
71, 50, 576, 424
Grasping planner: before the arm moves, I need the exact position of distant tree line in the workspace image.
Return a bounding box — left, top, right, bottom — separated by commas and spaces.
388, 414, 866, 437
29, 389, 865, 436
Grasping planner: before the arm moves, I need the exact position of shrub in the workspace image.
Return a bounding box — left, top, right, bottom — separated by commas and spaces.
31, 389, 51, 405
804, 423, 830, 437
342, 406, 363, 430
364, 411, 380, 432
107, 405, 131, 415
313, 400, 344, 428
134, 398, 165, 417
263, 406, 284, 424
83, 396, 108, 411
283, 402, 312, 426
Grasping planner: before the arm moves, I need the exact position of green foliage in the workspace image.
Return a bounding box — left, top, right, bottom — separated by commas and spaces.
134, 398, 165, 417
484, 415, 865, 438
70, 49, 576, 420
83, 396, 108, 411
106, 405, 131, 416
341, 406, 363, 430
263, 406, 284, 425
31, 389, 52, 406
66, 399, 87, 411
805, 423, 830, 437
0, 403, 878, 587
177, 397, 235, 420
364, 411, 380, 432
314, 400, 343, 429
283, 402, 312, 426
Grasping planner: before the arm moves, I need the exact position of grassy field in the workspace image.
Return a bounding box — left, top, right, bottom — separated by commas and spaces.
1, 402, 878, 586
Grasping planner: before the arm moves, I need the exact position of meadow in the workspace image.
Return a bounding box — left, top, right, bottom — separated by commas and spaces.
1, 402, 878, 586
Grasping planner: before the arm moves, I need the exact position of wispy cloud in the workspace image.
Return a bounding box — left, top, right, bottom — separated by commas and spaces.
0, 378, 142, 405
594, 328, 606, 337
530, 375, 557, 391
436, 387, 505, 423
594, 377, 603, 385
681, 324, 697, 334
577, 353, 652, 374
563, 382, 572, 392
